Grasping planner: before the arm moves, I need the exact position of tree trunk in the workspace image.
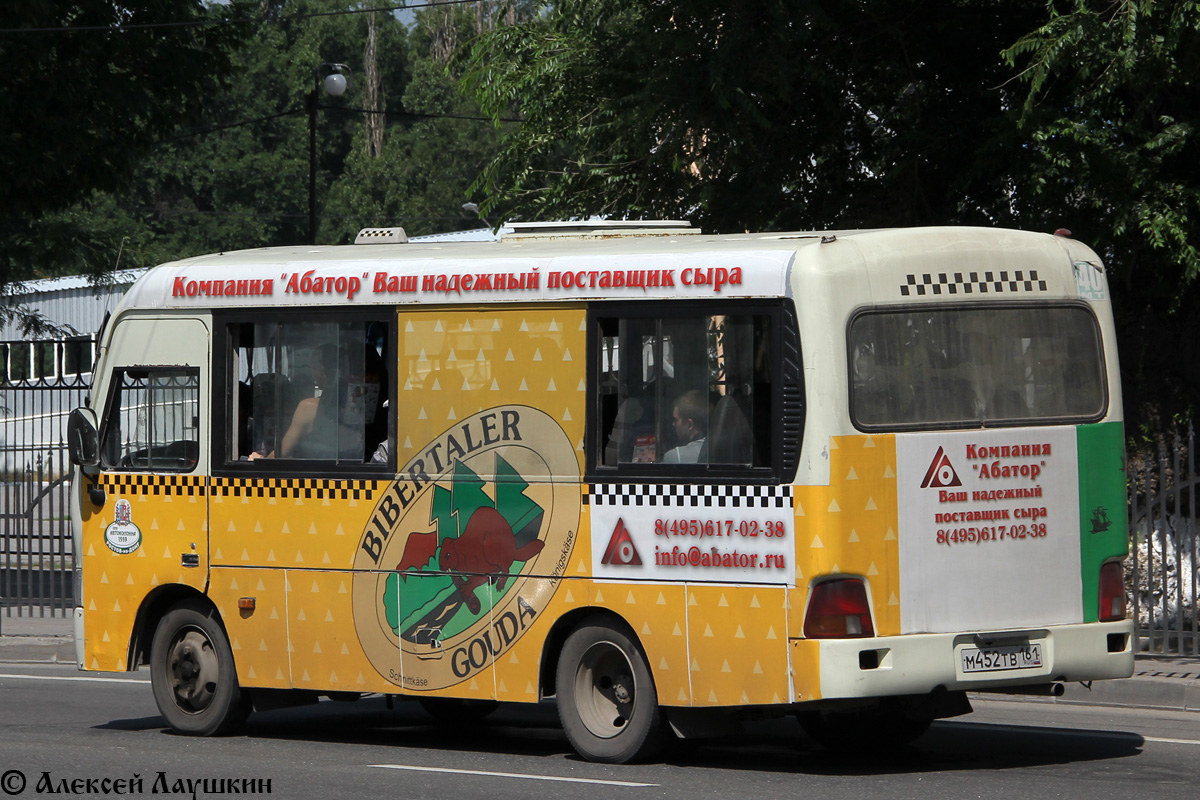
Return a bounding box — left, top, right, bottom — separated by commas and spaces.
364, 9, 384, 159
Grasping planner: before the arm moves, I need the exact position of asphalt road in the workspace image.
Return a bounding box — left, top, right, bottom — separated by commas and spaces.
0, 665, 1197, 800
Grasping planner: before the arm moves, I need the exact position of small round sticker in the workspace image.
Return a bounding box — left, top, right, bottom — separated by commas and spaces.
104, 499, 142, 555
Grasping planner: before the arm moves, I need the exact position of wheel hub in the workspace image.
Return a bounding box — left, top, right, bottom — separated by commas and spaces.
168, 629, 219, 713
574, 641, 636, 739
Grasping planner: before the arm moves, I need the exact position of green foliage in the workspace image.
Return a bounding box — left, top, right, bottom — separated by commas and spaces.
0, 0, 253, 313
1003, 1, 1200, 423
463, 0, 1200, 427
0, 0, 252, 220
0, 0, 524, 300
6, 0, 1200, 428
462, 0, 1046, 232
1002, 1, 1200, 285
325, 5, 511, 239
106, 0, 400, 254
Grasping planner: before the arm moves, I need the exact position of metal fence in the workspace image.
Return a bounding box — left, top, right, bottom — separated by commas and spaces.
1129, 425, 1200, 655
0, 338, 94, 626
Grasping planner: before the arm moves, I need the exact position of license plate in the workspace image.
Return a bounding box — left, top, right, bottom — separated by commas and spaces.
960, 643, 1043, 674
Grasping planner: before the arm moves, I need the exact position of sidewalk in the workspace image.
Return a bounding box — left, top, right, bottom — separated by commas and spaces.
1, 615, 1198, 713
0, 614, 74, 664
1050, 655, 1200, 713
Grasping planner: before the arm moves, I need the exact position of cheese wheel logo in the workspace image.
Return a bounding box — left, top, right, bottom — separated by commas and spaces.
352, 406, 579, 689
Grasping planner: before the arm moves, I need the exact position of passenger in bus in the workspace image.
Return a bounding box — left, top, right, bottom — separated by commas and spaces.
250, 334, 387, 462
249, 345, 345, 459
247, 345, 335, 459
662, 389, 710, 463
604, 396, 649, 464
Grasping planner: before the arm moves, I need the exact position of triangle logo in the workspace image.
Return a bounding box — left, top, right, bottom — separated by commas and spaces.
920, 445, 962, 488
601, 518, 642, 566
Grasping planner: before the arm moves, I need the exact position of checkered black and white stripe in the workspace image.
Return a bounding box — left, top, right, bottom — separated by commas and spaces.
587, 483, 793, 509
212, 477, 377, 500
100, 474, 206, 497
900, 270, 1048, 297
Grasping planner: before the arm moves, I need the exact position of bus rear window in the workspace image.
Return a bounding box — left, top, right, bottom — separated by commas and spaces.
849, 304, 1106, 430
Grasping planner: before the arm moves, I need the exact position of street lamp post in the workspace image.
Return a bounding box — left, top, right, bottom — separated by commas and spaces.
308, 63, 352, 246
462, 202, 492, 229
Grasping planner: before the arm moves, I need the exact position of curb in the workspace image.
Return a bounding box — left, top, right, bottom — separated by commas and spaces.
1057, 675, 1200, 712
0, 636, 76, 665
971, 676, 1200, 714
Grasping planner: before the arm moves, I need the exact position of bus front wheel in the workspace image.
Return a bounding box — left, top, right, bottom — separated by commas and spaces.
150, 600, 251, 736
555, 618, 666, 764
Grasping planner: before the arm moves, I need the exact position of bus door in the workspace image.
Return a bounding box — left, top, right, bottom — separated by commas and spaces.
78, 316, 210, 671
207, 315, 394, 695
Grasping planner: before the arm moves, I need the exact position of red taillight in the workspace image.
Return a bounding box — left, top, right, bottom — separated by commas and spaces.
803, 578, 875, 638
1099, 562, 1126, 621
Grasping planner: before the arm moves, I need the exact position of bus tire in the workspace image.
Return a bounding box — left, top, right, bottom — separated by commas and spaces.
555, 618, 665, 764
797, 705, 932, 752
150, 600, 251, 736
418, 697, 499, 724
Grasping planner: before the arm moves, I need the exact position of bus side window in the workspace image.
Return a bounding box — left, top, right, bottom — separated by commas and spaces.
592, 305, 775, 473
222, 316, 392, 470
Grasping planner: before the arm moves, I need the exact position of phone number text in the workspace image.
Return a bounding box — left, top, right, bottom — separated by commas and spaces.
936, 523, 1048, 546
654, 518, 787, 539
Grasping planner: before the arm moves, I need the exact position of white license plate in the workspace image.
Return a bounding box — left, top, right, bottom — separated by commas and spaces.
960, 643, 1043, 674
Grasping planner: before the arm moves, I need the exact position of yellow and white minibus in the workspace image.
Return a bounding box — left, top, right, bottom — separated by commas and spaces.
68, 222, 1132, 762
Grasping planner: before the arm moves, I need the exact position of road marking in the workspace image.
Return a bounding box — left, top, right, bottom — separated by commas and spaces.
368, 764, 656, 787
0, 672, 147, 685
1145, 736, 1200, 746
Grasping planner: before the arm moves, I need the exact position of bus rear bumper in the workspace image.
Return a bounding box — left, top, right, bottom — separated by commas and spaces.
809, 619, 1134, 701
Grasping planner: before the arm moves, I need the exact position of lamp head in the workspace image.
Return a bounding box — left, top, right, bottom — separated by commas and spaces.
324, 72, 349, 96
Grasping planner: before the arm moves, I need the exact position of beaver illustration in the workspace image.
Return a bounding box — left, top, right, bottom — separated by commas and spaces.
439, 506, 545, 614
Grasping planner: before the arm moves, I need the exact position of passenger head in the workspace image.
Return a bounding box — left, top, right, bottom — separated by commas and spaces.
671, 389, 709, 443
312, 344, 340, 388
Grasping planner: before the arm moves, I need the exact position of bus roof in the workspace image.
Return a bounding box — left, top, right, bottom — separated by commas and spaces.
118, 226, 1100, 313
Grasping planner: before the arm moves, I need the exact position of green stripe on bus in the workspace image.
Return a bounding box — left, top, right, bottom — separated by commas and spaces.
1077, 422, 1128, 623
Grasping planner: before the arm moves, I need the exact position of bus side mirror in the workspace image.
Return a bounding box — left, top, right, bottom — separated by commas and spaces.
67, 407, 100, 468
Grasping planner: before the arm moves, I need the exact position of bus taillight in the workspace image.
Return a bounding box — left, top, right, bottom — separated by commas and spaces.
803, 578, 875, 638
1099, 562, 1126, 622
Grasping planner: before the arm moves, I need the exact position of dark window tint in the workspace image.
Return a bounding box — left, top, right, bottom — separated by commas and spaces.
224, 318, 390, 467
849, 304, 1106, 430
593, 306, 782, 475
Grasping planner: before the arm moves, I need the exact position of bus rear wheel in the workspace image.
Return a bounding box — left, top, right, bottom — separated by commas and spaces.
555, 618, 665, 764
150, 600, 251, 736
